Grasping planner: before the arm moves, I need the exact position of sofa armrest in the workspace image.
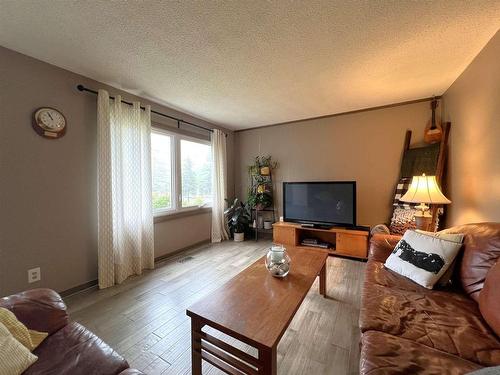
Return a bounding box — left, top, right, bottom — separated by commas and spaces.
0, 288, 68, 334
369, 234, 402, 263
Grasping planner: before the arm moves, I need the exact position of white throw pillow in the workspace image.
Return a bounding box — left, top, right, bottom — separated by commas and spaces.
415, 229, 464, 244
385, 230, 463, 289
415, 229, 465, 287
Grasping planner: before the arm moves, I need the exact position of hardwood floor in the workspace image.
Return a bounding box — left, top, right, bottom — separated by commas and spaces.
65, 239, 365, 375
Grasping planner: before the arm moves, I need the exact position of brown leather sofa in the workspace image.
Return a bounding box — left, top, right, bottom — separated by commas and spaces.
0, 288, 144, 375
360, 222, 500, 374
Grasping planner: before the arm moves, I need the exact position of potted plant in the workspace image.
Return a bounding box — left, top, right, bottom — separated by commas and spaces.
247, 190, 273, 210
248, 156, 278, 177
257, 155, 278, 175
224, 198, 251, 242
246, 155, 278, 214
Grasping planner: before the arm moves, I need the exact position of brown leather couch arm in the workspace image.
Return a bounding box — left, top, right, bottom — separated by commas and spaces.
369, 234, 402, 263
479, 260, 500, 337
0, 288, 69, 335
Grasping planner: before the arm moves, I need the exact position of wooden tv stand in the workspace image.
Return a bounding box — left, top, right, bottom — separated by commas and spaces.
273, 222, 369, 259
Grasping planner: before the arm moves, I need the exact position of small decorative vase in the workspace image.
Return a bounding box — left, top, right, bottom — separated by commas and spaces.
264, 221, 272, 229
265, 245, 291, 278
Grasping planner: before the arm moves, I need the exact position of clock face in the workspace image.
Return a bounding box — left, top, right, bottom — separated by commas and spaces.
35, 108, 66, 132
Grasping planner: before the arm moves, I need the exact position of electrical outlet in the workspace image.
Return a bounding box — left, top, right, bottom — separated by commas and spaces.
28, 267, 41, 283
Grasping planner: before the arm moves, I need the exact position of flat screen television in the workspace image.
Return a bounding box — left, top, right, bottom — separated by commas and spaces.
283, 181, 356, 227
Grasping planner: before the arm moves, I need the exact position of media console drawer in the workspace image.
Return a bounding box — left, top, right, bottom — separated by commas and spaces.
336, 232, 368, 258
273, 225, 296, 246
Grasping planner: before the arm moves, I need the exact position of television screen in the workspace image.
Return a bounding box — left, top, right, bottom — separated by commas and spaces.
283, 181, 356, 227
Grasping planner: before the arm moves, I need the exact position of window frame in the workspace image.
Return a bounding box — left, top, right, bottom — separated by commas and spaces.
151, 127, 176, 217
151, 127, 212, 218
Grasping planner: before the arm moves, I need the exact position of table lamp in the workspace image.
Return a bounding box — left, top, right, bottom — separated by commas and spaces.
400, 174, 451, 231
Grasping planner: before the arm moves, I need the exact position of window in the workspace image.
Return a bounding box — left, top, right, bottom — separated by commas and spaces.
181, 139, 212, 208
151, 128, 212, 215
151, 131, 172, 212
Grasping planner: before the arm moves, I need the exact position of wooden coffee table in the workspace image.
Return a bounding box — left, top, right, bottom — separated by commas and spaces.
186, 246, 328, 375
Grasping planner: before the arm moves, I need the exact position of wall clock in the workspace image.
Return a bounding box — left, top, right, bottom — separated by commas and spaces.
32, 107, 67, 139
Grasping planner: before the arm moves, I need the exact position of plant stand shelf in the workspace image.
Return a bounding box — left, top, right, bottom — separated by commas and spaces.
249, 168, 276, 241
251, 208, 276, 241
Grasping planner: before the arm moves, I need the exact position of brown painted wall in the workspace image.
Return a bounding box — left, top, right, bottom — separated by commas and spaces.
442, 31, 500, 226
154, 213, 211, 258
235, 101, 430, 227
0, 47, 233, 296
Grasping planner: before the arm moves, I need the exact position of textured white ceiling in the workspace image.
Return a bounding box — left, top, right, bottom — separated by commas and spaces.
1, 1, 499, 129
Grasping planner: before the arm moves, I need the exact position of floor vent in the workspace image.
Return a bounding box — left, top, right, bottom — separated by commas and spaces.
178, 256, 194, 263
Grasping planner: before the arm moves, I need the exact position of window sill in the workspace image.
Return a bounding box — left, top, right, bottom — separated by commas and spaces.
154, 207, 212, 224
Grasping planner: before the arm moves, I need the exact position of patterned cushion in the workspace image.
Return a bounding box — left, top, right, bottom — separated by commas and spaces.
389, 207, 417, 235
385, 230, 463, 289
390, 178, 418, 235
0, 322, 38, 374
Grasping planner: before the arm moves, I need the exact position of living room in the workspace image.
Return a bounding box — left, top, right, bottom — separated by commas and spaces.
0, 1, 499, 375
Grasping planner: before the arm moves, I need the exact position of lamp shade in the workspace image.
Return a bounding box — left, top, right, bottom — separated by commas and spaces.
400, 174, 451, 204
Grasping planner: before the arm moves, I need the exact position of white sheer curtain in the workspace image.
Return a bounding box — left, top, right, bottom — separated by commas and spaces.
97, 90, 154, 289
211, 129, 229, 242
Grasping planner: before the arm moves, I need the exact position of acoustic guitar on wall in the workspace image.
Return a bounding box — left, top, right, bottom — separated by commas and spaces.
424, 98, 442, 144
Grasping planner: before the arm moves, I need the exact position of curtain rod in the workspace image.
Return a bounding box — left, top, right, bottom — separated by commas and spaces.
77, 84, 226, 136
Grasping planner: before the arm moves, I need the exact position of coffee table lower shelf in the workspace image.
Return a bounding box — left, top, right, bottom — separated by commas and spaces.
190, 316, 278, 375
